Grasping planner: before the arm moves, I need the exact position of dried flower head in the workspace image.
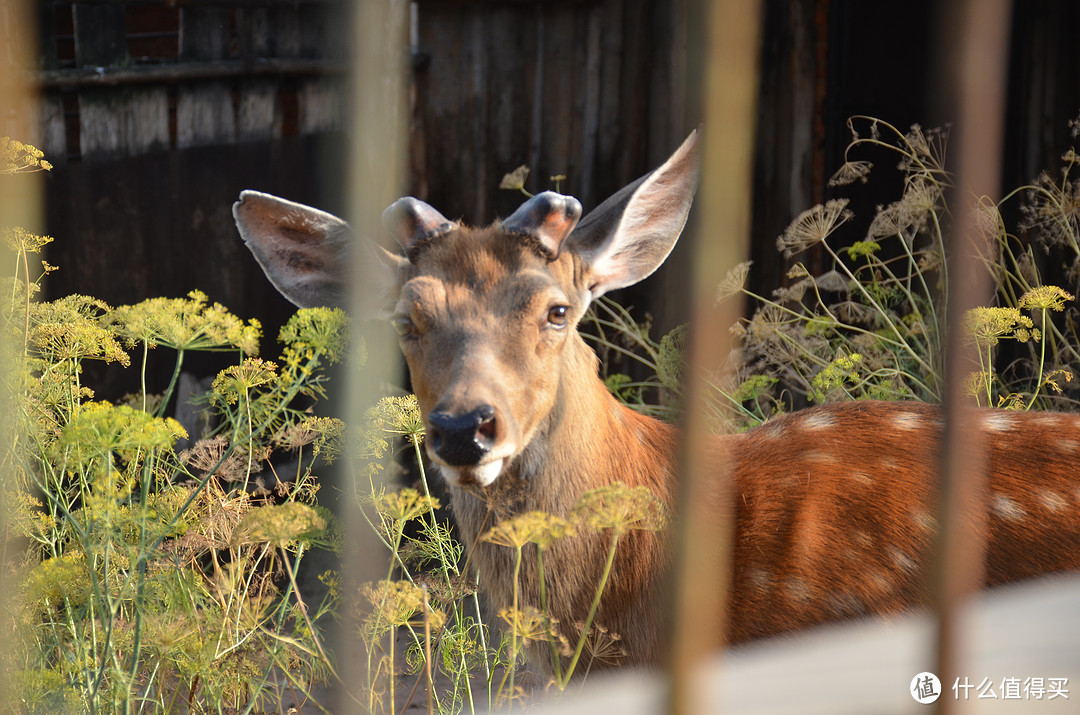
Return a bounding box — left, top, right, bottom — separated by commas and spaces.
499, 164, 531, 192
716, 261, 752, 302
777, 199, 853, 257
1019, 171, 1080, 251
828, 160, 873, 187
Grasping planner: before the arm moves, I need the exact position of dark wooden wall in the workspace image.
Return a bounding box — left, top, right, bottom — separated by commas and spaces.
21, 1, 1080, 393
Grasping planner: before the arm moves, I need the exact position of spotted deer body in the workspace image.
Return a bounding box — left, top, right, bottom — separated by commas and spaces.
233, 131, 1080, 671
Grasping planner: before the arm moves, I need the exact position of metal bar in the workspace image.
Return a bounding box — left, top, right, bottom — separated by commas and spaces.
932, 1, 1012, 712
0, 0, 41, 709
339, 0, 409, 712
666, 0, 762, 713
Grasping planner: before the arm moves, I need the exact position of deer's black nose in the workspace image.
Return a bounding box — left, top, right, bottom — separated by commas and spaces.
428, 405, 497, 466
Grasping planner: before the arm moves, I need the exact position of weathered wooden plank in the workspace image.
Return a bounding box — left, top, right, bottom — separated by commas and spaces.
38, 94, 67, 163
177, 6, 236, 148
298, 77, 344, 134
416, 4, 474, 220
72, 3, 126, 67
39, 59, 343, 88
485, 3, 532, 221
578, 3, 603, 210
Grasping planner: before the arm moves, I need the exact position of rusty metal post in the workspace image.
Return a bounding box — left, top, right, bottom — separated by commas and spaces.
933, 1, 1012, 712
667, 1, 762, 713
340, 1, 410, 712
0, 0, 40, 708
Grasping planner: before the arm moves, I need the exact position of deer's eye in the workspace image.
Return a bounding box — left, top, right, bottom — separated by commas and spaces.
546, 305, 570, 328
391, 314, 415, 338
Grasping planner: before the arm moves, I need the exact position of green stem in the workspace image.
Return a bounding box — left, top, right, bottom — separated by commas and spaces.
560, 532, 620, 687
1028, 308, 1049, 409
536, 546, 564, 683
156, 349, 185, 418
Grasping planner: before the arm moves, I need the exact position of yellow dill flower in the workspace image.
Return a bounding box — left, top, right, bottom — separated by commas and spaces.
2, 226, 54, 254
964, 306, 1035, 348
482, 510, 575, 549
232, 502, 328, 548
278, 307, 349, 364
0, 137, 52, 174
572, 483, 666, 535
498, 606, 552, 647
359, 395, 425, 457
361, 580, 446, 634
1018, 285, 1074, 312
211, 358, 278, 405
377, 487, 440, 524
60, 401, 186, 481
109, 291, 261, 355
29, 295, 130, 366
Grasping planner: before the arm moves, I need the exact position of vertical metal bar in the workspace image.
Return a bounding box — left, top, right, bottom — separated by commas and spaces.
340, 1, 409, 712
933, 1, 1012, 712
0, 0, 39, 708
667, 1, 761, 713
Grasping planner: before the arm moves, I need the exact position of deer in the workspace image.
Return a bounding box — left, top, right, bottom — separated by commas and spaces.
232, 130, 1080, 674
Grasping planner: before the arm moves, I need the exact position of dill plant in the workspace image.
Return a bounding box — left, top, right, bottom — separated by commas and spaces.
2, 144, 347, 714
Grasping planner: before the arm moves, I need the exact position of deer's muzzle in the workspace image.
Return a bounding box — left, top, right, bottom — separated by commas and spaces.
428, 405, 497, 466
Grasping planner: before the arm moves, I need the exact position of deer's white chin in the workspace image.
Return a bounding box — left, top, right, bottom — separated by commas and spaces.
438, 459, 505, 488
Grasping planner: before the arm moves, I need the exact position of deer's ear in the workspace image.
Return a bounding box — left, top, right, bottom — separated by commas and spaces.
233, 190, 406, 317
566, 130, 700, 299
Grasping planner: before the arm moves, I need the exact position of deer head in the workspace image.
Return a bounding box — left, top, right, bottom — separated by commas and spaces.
233, 131, 700, 488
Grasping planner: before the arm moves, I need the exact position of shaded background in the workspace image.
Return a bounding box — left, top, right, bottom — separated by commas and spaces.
22, 0, 1080, 393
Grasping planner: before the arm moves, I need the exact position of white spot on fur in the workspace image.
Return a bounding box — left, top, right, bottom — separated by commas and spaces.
849, 471, 873, 486
891, 411, 923, 430
869, 573, 896, 595
803, 450, 836, 465
784, 578, 814, 603
1038, 489, 1068, 514
991, 494, 1026, 522
801, 413, 837, 430
747, 568, 773, 594
912, 509, 937, 534
761, 420, 785, 440
983, 412, 1014, 433
890, 547, 917, 574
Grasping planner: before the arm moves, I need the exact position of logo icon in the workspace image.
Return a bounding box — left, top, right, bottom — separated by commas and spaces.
911, 672, 942, 704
